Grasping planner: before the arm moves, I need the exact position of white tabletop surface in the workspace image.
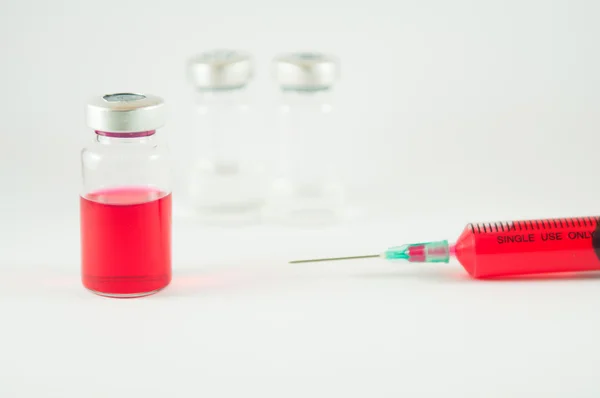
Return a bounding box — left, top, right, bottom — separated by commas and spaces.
2, 203, 599, 398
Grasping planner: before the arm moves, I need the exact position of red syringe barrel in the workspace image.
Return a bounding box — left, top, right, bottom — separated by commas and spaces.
453, 216, 600, 278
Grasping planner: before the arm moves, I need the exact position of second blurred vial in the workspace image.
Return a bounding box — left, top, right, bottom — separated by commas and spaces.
266, 52, 345, 225
186, 50, 267, 223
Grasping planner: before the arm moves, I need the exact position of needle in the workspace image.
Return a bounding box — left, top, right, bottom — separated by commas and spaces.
289, 254, 380, 264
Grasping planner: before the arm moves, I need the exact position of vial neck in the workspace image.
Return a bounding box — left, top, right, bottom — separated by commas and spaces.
281, 86, 332, 94
95, 131, 156, 144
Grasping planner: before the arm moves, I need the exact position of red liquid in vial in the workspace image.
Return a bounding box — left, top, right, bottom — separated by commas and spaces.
80, 187, 172, 296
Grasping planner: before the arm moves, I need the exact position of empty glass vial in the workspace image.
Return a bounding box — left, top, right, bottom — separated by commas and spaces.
81, 93, 171, 298
185, 50, 266, 223
267, 52, 345, 224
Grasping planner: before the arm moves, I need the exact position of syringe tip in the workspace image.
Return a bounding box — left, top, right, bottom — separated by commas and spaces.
383, 240, 450, 263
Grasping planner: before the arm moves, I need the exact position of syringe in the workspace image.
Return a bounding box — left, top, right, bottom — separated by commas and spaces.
290, 216, 600, 278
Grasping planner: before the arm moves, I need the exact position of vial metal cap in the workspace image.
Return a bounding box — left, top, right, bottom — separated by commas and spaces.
187, 50, 253, 90
86, 93, 166, 133
273, 52, 339, 90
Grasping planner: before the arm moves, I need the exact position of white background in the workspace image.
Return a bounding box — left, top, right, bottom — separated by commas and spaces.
1, 1, 600, 397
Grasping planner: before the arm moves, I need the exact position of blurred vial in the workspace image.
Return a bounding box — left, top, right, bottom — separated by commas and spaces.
267, 52, 345, 225
186, 50, 266, 223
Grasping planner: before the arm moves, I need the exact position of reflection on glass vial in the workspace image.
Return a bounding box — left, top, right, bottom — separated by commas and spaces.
81, 93, 172, 298
185, 50, 266, 224
266, 52, 345, 225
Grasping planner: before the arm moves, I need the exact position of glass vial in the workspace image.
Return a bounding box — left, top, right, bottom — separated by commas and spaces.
81, 93, 172, 298
185, 50, 266, 223
267, 52, 345, 224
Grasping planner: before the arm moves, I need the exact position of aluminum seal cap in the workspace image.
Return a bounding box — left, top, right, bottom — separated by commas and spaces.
86, 93, 166, 133
187, 50, 253, 90
273, 52, 339, 90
